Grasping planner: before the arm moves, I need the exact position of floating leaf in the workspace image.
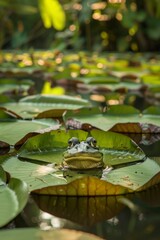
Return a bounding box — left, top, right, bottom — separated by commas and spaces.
143, 106, 160, 115
2, 156, 66, 192
79, 75, 120, 84
106, 105, 140, 115
34, 158, 160, 196
0, 94, 13, 104
0, 165, 7, 184
0, 176, 28, 227
0, 119, 59, 146
0, 141, 10, 154
2, 130, 159, 195
0, 94, 90, 119
0, 228, 103, 240
110, 122, 160, 134
18, 129, 88, 163
65, 105, 140, 131
0, 79, 34, 95
110, 122, 142, 133
65, 105, 160, 132
141, 74, 160, 85
18, 129, 145, 166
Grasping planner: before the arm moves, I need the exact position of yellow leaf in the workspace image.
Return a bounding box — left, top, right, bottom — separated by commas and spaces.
42, 82, 65, 95
33, 176, 130, 196
38, 0, 66, 30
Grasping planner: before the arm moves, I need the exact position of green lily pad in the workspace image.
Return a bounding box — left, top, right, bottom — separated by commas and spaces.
0, 171, 28, 227
103, 158, 160, 191
141, 74, 160, 85
34, 158, 160, 196
65, 105, 140, 131
143, 106, 160, 115
2, 156, 65, 192
18, 129, 145, 166
0, 94, 90, 119
0, 94, 13, 104
0, 228, 103, 240
0, 119, 59, 146
2, 130, 159, 195
0, 165, 7, 185
106, 105, 140, 115
65, 105, 160, 131
79, 75, 120, 84
0, 79, 34, 94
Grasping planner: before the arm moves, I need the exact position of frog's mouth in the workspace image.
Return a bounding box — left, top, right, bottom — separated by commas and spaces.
63, 152, 103, 169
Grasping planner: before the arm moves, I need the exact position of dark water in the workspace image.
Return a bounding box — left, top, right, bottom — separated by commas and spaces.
12, 138, 160, 240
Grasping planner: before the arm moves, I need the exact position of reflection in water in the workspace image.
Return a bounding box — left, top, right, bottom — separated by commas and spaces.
30, 184, 160, 239
39, 212, 68, 230
12, 134, 160, 239
33, 194, 124, 226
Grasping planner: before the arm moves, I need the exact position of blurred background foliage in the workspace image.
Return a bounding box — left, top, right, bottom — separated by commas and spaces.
0, 0, 160, 51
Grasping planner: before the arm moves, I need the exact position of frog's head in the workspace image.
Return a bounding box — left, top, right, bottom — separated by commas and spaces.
63, 137, 103, 169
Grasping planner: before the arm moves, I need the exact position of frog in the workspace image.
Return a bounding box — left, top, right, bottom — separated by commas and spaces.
62, 137, 104, 169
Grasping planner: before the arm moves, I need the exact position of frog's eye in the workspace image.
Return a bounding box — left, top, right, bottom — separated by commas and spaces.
68, 137, 80, 147
86, 137, 97, 148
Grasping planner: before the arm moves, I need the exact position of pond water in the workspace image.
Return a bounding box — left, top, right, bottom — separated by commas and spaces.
10, 138, 160, 240
0, 52, 160, 239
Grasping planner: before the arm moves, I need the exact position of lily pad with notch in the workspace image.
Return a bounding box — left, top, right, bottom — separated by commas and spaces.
0, 94, 90, 119
14, 129, 160, 195
0, 119, 60, 147
0, 166, 28, 227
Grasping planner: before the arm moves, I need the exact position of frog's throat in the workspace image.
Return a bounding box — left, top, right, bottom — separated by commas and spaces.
63, 152, 103, 169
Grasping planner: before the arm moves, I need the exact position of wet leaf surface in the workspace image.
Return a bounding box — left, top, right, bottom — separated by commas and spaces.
0, 119, 59, 146
0, 95, 90, 119
0, 51, 160, 233
65, 105, 160, 132
1, 130, 159, 195
0, 228, 103, 240
33, 158, 160, 196
18, 129, 145, 165
0, 166, 28, 227
0, 79, 34, 96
